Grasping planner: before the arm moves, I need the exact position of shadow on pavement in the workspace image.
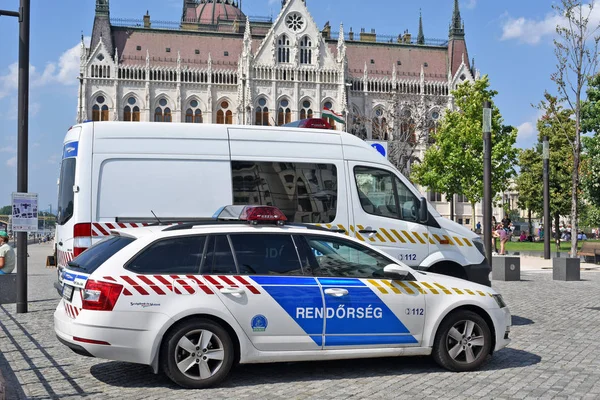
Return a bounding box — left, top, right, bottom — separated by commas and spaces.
90, 347, 541, 390
0, 347, 28, 400
511, 315, 534, 326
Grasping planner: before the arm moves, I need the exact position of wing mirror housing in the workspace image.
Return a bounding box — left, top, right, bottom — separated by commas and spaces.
383, 264, 410, 280
419, 197, 428, 224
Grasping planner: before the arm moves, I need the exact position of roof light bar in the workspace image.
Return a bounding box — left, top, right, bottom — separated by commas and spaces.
215, 205, 287, 225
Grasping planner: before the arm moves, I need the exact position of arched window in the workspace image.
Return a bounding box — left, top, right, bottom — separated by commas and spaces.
123, 97, 140, 122
217, 100, 232, 124
323, 101, 336, 130
185, 99, 202, 123
254, 98, 269, 126
92, 95, 110, 121
300, 36, 312, 64
399, 109, 416, 143
372, 108, 388, 140
154, 98, 170, 122
277, 34, 291, 63
277, 99, 291, 126
299, 99, 313, 120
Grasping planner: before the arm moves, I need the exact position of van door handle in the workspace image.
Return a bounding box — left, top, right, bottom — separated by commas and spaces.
58, 242, 63, 246
324, 288, 349, 297
220, 287, 245, 297
359, 229, 377, 234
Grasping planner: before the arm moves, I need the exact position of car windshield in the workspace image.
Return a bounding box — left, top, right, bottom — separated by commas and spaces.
68, 235, 135, 274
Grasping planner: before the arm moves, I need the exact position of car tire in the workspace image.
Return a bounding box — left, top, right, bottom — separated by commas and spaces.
161, 318, 234, 389
432, 310, 492, 372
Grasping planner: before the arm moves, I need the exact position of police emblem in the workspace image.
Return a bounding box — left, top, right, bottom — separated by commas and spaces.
251, 314, 268, 332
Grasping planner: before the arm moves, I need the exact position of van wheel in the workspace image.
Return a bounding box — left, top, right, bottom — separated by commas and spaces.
432, 310, 491, 372
161, 319, 234, 388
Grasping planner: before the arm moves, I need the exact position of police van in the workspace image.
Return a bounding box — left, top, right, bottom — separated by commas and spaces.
54, 122, 490, 288
54, 205, 511, 389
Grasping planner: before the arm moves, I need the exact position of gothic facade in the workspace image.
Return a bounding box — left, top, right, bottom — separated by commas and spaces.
80, 0, 491, 225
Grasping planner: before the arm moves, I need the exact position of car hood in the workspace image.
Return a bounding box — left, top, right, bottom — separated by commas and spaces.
419, 270, 496, 294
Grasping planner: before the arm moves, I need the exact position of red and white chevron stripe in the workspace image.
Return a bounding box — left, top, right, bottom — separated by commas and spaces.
204, 275, 261, 294
103, 275, 216, 297
63, 301, 81, 319
91, 222, 150, 237
57, 249, 74, 268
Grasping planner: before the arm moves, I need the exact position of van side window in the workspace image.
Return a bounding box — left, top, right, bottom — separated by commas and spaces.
229, 234, 303, 276
231, 161, 337, 223
126, 236, 206, 274
354, 166, 419, 223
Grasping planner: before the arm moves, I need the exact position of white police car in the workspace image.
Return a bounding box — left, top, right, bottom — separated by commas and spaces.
54, 206, 511, 388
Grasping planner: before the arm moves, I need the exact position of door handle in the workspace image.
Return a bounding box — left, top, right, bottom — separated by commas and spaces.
220, 287, 245, 297
359, 229, 377, 234
324, 288, 349, 297
58, 242, 63, 246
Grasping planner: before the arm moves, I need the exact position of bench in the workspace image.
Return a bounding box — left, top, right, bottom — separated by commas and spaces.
578, 241, 600, 264
0, 274, 17, 305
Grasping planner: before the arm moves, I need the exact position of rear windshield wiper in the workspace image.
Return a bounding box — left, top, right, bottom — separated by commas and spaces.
67, 261, 84, 270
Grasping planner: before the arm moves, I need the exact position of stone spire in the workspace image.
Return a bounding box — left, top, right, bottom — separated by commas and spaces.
337, 23, 346, 63
417, 9, 425, 45
449, 0, 465, 39
90, 0, 113, 60
95, 0, 109, 16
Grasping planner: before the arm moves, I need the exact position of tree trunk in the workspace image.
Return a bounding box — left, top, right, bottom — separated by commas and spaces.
450, 196, 454, 221
471, 202, 476, 231
554, 212, 561, 252
528, 209, 533, 237
571, 130, 580, 257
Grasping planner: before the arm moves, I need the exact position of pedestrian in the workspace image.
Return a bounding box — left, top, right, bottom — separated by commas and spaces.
493, 224, 510, 255
0, 230, 16, 275
476, 221, 481, 231
491, 216, 499, 253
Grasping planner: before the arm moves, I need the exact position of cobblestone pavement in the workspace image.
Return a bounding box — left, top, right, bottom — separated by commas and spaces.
2, 244, 600, 399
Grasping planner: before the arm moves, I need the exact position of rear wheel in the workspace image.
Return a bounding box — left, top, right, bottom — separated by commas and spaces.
432, 310, 492, 372
161, 319, 234, 388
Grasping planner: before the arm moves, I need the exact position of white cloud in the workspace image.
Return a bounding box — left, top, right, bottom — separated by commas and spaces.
0, 36, 90, 99
517, 121, 536, 139
6, 157, 16, 167
0, 146, 15, 153
501, 1, 600, 45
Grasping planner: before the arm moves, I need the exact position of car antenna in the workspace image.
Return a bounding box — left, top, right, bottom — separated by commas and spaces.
151, 210, 163, 225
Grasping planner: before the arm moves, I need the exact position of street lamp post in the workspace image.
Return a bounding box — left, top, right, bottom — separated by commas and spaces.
482, 101, 493, 266
1, 0, 31, 314
543, 135, 551, 260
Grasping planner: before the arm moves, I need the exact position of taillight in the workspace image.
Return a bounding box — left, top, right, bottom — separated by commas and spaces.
82, 280, 123, 311
73, 223, 92, 256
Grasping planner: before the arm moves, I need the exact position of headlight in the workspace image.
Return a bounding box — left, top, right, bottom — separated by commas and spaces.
492, 294, 507, 308
472, 237, 486, 258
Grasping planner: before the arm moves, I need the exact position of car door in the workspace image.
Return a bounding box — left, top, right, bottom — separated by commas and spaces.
349, 163, 430, 266
202, 233, 324, 352
296, 233, 426, 349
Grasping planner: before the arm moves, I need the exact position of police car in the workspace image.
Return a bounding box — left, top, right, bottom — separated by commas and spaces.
54, 206, 511, 389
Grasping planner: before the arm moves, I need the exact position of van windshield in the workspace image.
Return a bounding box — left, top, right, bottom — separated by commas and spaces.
57, 158, 76, 225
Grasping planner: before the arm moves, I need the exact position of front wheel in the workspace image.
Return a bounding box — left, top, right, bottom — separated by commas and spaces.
161, 319, 234, 388
432, 310, 492, 372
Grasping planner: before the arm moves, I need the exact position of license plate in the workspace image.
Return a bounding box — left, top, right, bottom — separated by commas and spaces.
62, 284, 74, 302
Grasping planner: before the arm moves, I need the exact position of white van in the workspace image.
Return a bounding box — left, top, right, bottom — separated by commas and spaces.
53, 122, 490, 286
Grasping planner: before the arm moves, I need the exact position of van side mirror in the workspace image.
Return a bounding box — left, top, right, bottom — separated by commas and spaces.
383, 264, 410, 280
419, 197, 428, 223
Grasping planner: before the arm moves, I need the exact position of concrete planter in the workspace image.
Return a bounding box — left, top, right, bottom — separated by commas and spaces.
553, 258, 580, 281
0, 274, 17, 305
492, 256, 520, 281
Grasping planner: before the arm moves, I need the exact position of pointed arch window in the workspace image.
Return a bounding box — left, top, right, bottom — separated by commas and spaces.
123, 97, 140, 122
92, 95, 110, 121
154, 98, 171, 122
300, 36, 312, 64
299, 100, 313, 120
277, 34, 291, 63
277, 99, 291, 126
323, 101, 336, 130
254, 98, 270, 126
399, 109, 416, 143
372, 108, 388, 141
186, 99, 203, 123
217, 100, 233, 124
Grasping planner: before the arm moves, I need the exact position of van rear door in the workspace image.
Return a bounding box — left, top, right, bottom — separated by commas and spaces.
347, 162, 430, 266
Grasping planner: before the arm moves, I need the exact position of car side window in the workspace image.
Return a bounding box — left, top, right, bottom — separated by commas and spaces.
201, 235, 237, 274
298, 235, 394, 279
126, 235, 206, 274
395, 177, 419, 223
229, 234, 303, 276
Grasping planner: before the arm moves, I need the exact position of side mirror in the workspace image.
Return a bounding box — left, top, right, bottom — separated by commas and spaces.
419, 197, 428, 223
383, 264, 410, 280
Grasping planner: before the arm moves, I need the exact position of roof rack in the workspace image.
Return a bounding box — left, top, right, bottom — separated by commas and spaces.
162, 219, 345, 233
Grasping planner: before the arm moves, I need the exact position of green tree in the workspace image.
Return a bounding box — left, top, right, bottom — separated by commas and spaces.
516, 147, 543, 233
0, 206, 11, 215
581, 74, 600, 208
412, 76, 517, 229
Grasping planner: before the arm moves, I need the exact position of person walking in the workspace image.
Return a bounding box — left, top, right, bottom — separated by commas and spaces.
0, 231, 16, 275
491, 216, 499, 253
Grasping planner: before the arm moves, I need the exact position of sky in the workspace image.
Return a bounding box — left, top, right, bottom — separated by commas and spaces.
0, 0, 591, 211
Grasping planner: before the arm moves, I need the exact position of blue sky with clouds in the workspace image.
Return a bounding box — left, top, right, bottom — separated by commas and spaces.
0, 0, 589, 210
